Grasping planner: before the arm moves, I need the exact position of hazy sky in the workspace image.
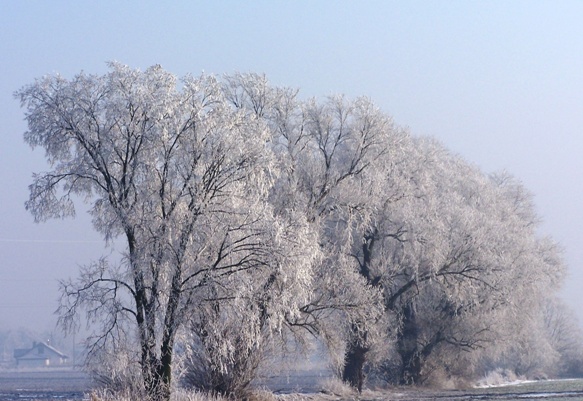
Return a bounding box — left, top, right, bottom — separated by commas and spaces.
1, 1, 582, 332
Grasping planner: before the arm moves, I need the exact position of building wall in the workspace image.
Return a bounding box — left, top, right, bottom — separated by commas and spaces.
16, 357, 49, 368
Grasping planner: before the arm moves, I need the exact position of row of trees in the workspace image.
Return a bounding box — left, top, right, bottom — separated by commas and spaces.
16, 63, 580, 401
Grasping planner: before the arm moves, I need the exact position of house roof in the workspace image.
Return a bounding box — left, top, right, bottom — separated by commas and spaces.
13, 342, 68, 360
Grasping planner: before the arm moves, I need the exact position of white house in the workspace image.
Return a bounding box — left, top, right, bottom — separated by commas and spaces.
13, 341, 68, 368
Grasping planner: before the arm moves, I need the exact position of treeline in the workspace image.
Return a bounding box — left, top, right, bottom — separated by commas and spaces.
16, 63, 583, 401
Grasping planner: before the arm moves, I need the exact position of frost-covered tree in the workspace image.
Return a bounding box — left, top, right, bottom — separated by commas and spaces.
266, 92, 397, 382
179, 206, 318, 397
384, 141, 562, 384
16, 64, 316, 401
345, 137, 565, 386
222, 73, 401, 390
489, 296, 583, 380
542, 298, 583, 377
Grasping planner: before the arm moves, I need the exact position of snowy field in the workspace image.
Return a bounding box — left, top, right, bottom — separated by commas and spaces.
1, 370, 583, 401
0, 369, 89, 400
376, 379, 583, 400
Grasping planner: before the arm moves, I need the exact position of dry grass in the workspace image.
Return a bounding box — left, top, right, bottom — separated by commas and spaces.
88, 388, 232, 401
317, 377, 357, 398
316, 377, 386, 400
88, 387, 330, 401
87, 386, 365, 401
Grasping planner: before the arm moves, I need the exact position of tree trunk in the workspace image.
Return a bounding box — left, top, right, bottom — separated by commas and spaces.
341, 231, 377, 391
399, 352, 423, 385
141, 355, 171, 401
397, 302, 421, 385
342, 339, 368, 392
158, 349, 172, 401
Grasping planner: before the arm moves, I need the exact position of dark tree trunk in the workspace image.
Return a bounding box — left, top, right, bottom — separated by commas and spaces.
342, 339, 369, 392
399, 352, 423, 385
139, 352, 172, 401
157, 339, 173, 401
397, 302, 421, 385
341, 230, 378, 391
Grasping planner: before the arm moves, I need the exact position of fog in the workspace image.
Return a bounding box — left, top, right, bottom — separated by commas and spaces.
1, 2, 583, 334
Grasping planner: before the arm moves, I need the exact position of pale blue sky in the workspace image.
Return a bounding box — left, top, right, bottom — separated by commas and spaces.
1, 1, 582, 330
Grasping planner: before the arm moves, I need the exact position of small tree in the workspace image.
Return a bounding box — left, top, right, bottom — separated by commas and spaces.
541, 297, 583, 377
